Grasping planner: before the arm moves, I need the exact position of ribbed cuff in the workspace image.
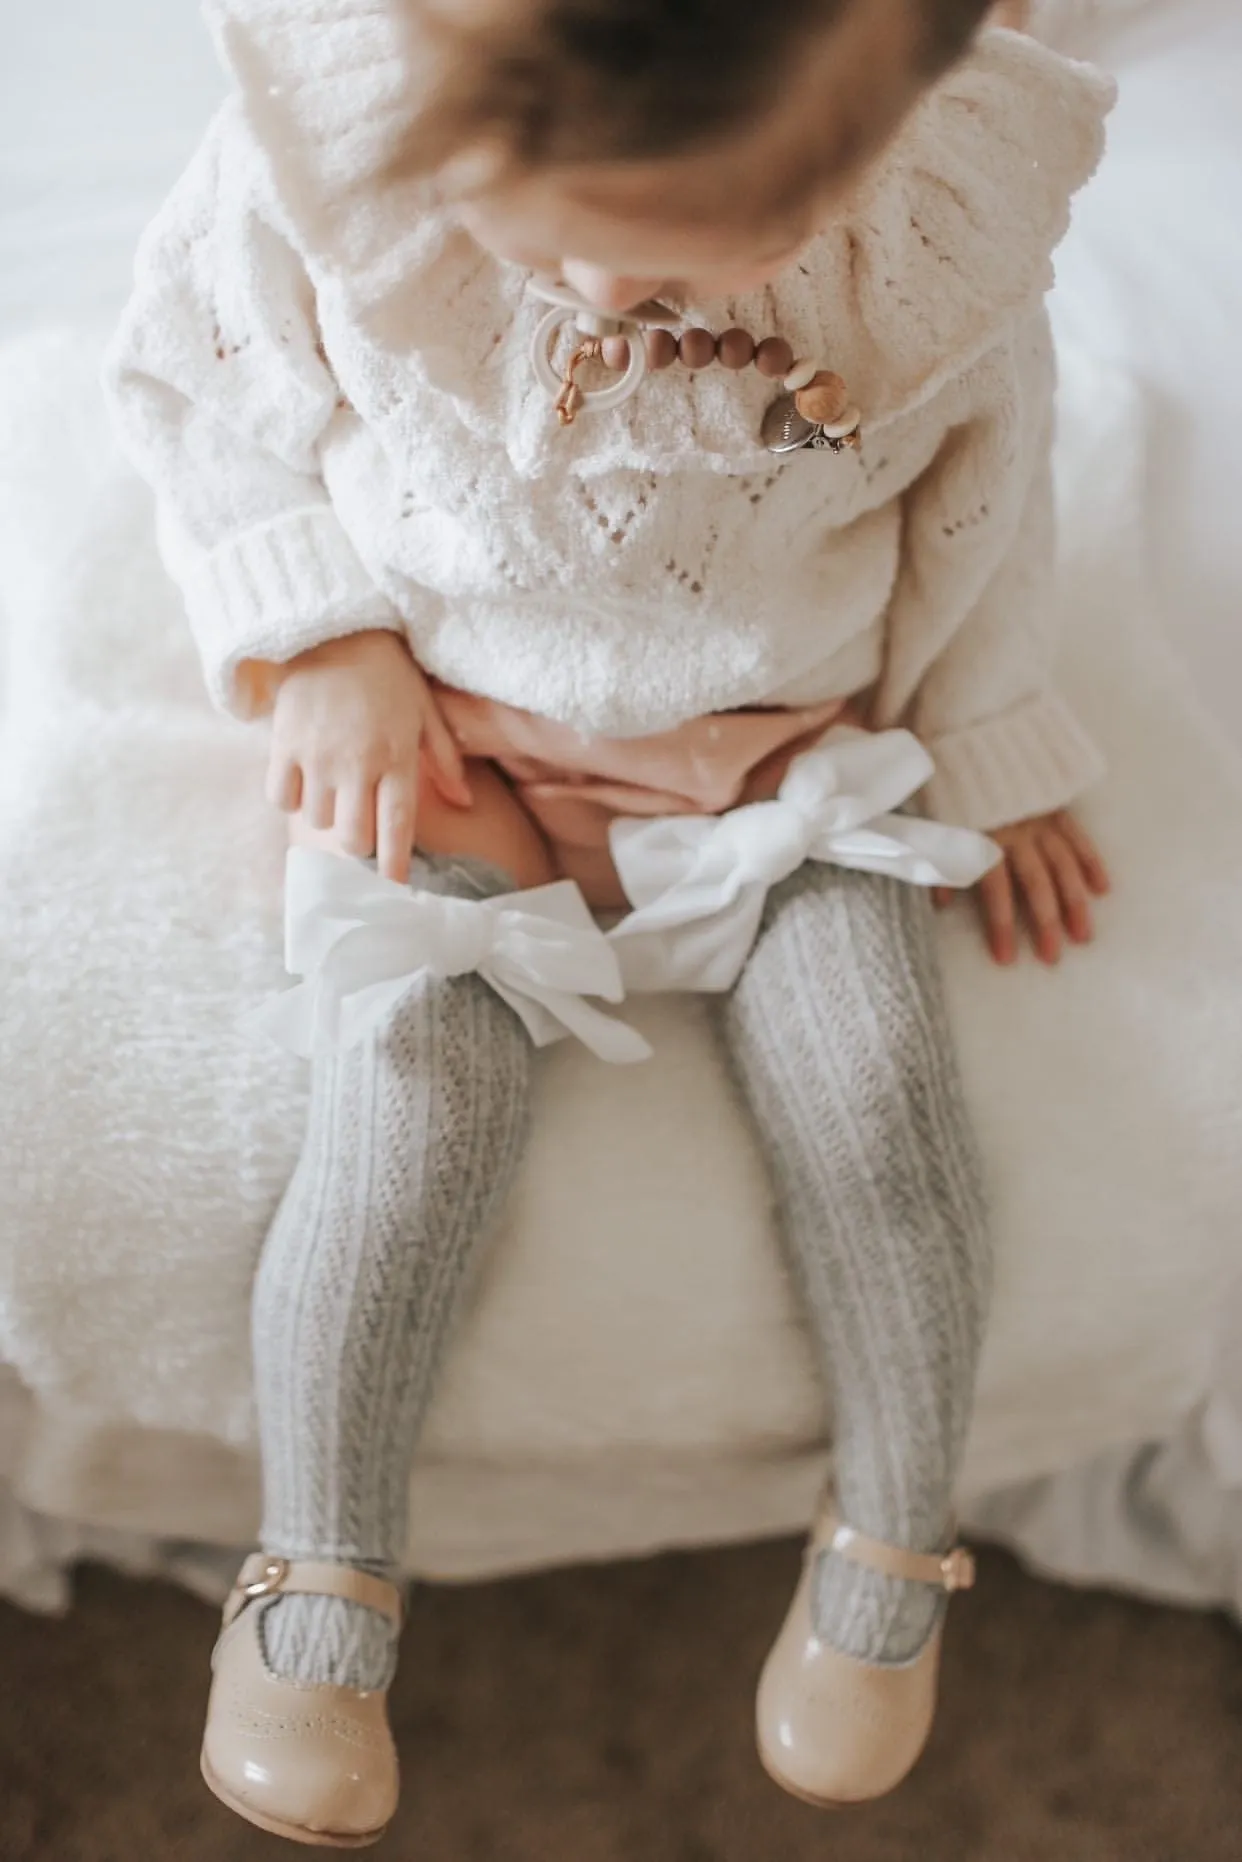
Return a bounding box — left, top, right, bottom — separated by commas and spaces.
181, 506, 404, 716
921, 690, 1106, 830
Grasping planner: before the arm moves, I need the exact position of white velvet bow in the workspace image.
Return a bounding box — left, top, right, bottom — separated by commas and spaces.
247, 849, 652, 1064
608, 727, 1002, 994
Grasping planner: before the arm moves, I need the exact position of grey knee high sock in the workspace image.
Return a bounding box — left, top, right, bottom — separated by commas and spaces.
252, 858, 531, 1690
717, 863, 991, 1665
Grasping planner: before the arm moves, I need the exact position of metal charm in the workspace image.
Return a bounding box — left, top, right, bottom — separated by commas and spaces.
761, 391, 862, 457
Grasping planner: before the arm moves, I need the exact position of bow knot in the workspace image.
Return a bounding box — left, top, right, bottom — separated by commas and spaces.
245, 851, 651, 1065
723, 799, 811, 888
433, 895, 497, 978
608, 726, 1001, 995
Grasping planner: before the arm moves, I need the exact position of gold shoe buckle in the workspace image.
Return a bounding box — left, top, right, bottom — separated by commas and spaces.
240, 1556, 291, 1600
940, 1547, 976, 1593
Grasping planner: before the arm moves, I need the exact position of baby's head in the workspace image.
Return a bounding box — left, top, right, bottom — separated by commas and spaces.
395, 0, 997, 308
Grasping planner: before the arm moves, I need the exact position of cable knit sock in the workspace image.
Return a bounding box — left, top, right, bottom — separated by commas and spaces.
251, 857, 531, 1690
716, 863, 991, 1665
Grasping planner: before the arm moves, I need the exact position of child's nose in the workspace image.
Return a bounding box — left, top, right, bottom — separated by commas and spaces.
561, 263, 663, 314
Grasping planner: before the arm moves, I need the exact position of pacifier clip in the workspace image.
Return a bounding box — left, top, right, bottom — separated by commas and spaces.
528, 278, 862, 456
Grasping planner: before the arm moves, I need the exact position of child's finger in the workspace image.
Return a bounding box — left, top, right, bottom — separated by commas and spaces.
333, 779, 378, 860
1041, 830, 1094, 944
977, 865, 1017, 965
932, 886, 953, 911
1010, 841, 1062, 964
421, 703, 472, 808
301, 778, 337, 831
1054, 811, 1111, 895
267, 757, 303, 814
375, 770, 419, 883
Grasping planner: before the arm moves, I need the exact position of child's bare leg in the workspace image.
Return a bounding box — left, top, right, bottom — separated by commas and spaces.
416, 760, 556, 888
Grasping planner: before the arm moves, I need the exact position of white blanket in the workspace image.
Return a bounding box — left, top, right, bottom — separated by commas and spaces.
2, 333, 1242, 1595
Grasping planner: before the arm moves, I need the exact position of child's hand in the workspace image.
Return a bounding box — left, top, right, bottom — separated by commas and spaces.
934, 809, 1110, 967
266, 630, 472, 880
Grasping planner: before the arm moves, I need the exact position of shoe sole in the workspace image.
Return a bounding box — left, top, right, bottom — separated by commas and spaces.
201, 1751, 389, 1849
757, 1742, 847, 1811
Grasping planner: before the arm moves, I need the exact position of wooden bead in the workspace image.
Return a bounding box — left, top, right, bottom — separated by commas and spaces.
718, 327, 756, 370
794, 371, 851, 426
810, 368, 849, 400
783, 357, 818, 391
679, 327, 718, 371
601, 336, 631, 372
645, 328, 679, 370
754, 336, 794, 380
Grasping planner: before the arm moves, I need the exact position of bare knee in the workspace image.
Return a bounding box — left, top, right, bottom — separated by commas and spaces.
416, 762, 556, 890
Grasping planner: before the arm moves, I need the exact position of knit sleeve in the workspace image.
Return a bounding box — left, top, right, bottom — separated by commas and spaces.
104, 103, 402, 718
875, 314, 1104, 831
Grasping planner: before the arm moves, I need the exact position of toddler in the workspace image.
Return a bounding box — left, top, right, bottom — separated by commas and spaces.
108, 0, 1113, 1843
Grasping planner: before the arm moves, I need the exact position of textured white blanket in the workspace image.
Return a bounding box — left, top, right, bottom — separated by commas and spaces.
1, 336, 1241, 1585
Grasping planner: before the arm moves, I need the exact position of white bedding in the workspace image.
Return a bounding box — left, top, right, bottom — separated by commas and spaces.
1040, 0, 1242, 750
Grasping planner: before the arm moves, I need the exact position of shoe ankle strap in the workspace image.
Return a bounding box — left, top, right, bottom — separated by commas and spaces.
227, 1555, 405, 1627
817, 1514, 976, 1594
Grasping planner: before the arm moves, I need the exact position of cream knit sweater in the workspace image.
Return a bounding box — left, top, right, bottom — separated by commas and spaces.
106, 9, 1113, 830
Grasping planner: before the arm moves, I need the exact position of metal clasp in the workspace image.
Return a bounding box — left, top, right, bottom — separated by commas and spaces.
240, 1556, 290, 1600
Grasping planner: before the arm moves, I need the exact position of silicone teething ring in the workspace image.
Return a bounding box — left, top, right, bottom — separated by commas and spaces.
531, 305, 648, 414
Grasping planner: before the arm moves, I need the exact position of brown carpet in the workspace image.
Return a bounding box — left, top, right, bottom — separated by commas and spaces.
2, 1542, 1239, 1862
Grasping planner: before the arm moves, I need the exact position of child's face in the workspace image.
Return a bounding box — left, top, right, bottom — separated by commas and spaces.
456, 0, 925, 311
460, 178, 814, 312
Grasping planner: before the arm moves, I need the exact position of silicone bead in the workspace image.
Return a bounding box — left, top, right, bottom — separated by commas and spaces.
718, 327, 756, 370
822, 403, 863, 439
783, 357, 818, 391
645, 328, 679, 370
755, 336, 794, 379
679, 327, 718, 370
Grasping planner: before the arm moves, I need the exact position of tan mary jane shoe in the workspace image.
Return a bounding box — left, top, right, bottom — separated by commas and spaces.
201, 1554, 403, 1848
756, 1508, 975, 1807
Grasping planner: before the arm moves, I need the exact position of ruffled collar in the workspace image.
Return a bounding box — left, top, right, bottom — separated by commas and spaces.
204, 5, 1114, 478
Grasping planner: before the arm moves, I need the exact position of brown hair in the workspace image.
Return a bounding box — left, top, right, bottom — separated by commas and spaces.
392, 0, 994, 192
